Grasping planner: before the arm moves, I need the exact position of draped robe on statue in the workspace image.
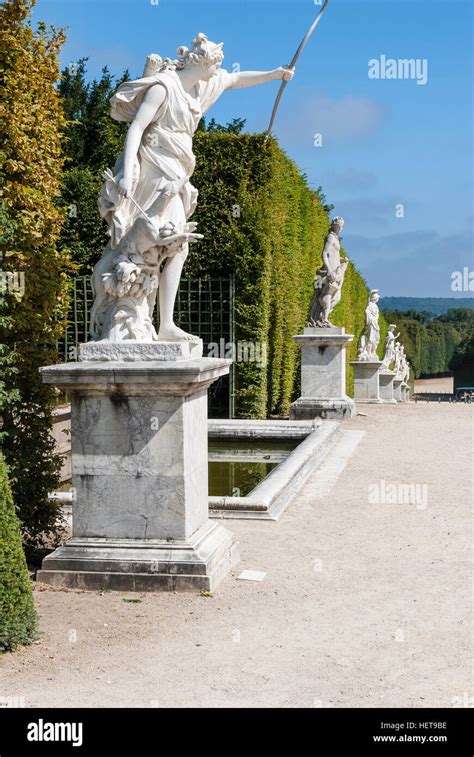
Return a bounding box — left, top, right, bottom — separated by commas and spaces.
89, 67, 233, 341
99, 67, 234, 246
365, 301, 380, 348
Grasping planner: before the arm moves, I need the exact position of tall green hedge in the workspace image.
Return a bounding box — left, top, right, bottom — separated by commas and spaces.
187, 133, 387, 417
0, 452, 37, 652
56, 62, 388, 418
449, 332, 474, 388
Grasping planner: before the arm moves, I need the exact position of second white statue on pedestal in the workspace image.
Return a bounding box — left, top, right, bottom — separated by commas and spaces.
357, 289, 381, 361
381, 323, 400, 369
307, 216, 349, 328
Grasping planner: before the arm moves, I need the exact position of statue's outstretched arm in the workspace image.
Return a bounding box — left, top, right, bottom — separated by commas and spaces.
226, 67, 294, 90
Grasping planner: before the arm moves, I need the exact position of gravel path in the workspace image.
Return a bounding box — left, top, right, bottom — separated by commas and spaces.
414, 376, 453, 393
1, 403, 471, 708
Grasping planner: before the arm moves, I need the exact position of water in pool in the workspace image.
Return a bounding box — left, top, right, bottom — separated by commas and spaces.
208, 439, 297, 497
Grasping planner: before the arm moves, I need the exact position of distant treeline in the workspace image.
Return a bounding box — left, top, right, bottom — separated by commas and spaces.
382, 308, 474, 379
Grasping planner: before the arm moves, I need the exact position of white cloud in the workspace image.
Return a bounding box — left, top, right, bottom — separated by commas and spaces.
278, 92, 386, 143
345, 228, 474, 297
323, 169, 378, 193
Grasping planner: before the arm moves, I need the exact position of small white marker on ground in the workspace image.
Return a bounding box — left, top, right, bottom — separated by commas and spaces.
237, 570, 266, 582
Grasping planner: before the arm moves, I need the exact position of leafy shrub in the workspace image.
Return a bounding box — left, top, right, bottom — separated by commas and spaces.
0, 0, 72, 544
0, 452, 37, 652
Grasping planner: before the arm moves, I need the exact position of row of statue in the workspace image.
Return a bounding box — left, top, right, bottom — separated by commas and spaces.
84, 31, 411, 390
306, 215, 410, 383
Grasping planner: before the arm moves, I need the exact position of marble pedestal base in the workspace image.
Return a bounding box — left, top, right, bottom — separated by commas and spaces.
401, 382, 410, 402
350, 360, 383, 403
379, 369, 397, 403
38, 521, 239, 592
290, 328, 355, 420
37, 348, 238, 592
393, 378, 403, 402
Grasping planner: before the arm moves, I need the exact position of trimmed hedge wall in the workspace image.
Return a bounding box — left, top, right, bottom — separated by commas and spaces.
187, 133, 387, 417
450, 332, 474, 388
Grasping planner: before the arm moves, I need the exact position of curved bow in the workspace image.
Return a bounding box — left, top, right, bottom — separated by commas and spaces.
265, 0, 330, 140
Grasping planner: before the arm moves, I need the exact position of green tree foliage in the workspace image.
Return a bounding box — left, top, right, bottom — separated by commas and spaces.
60, 166, 105, 273
58, 60, 129, 275
0, 0, 71, 545
204, 116, 247, 134
59, 58, 129, 171
383, 307, 473, 377
437, 308, 474, 327
449, 331, 474, 388
0, 204, 19, 427
0, 452, 38, 652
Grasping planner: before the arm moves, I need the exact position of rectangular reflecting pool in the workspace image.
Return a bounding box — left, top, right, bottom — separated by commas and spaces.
53, 419, 342, 526
208, 439, 297, 497
208, 419, 341, 520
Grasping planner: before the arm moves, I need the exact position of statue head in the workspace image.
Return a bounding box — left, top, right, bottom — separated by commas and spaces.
330, 216, 344, 234
177, 33, 224, 80
389, 323, 397, 332
369, 288, 380, 303
143, 34, 224, 80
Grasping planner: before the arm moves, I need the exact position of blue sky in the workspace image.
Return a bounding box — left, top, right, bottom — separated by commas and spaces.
33, 0, 473, 298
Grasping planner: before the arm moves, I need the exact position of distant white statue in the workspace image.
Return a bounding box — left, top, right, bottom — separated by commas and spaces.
308, 216, 349, 328
394, 341, 403, 376
404, 359, 410, 383
395, 342, 410, 381
357, 289, 381, 361
381, 323, 400, 369
398, 345, 410, 383
90, 33, 294, 343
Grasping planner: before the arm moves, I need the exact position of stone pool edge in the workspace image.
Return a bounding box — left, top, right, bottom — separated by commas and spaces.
209, 420, 342, 521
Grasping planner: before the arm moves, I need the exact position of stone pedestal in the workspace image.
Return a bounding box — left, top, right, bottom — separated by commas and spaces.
350, 360, 383, 403
37, 344, 239, 592
290, 327, 355, 420
378, 369, 397, 404
393, 377, 403, 402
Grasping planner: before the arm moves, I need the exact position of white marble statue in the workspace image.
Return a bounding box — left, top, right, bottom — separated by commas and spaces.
404, 359, 410, 383
381, 323, 400, 369
395, 342, 410, 380
357, 289, 381, 361
90, 33, 294, 343
398, 345, 410, 383
394, 341, 402, 377
308, 216, 349, 328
